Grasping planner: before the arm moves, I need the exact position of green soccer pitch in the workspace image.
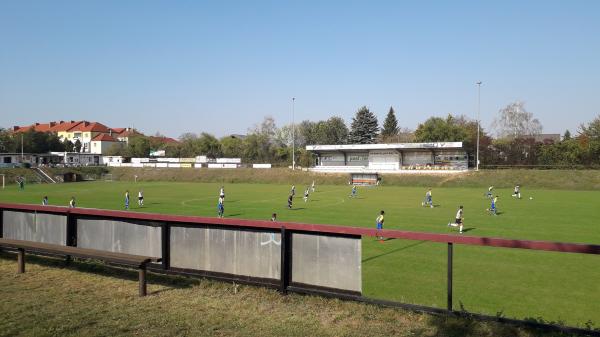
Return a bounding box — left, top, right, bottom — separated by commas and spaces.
0, 180, 599, 328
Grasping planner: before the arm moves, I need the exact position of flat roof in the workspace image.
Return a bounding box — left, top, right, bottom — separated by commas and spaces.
306, 142, 463, 151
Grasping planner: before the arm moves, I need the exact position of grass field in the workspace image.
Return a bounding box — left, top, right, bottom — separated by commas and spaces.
0, 180, 599, 329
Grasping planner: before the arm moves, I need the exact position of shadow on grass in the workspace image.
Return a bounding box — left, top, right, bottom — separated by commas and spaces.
362, 240, 427, 263
0, 251, 200, 292
461, 227, 476, 233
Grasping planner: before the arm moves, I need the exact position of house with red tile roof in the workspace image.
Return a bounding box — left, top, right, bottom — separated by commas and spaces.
90, 133, 123, 154
11, 120, 135, 154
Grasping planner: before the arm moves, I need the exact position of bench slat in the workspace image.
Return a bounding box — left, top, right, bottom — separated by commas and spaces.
0, 238, 161, 266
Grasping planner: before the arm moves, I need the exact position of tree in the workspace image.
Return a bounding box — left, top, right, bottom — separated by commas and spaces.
0, 129, 16, 152
197, 133, 222, 158
381, 106, 399, 140
126, 135, 151, 157
564, 130, 571, 141
348, 106, 379, 144
414, 115, 466, 143
323, 116, 348, 144
220, 136, 243, 158
578, 115, 600, 140
491, 101, 542, 139
73, 139, 82, 153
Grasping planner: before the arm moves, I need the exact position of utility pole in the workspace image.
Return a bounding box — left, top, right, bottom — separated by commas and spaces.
476, 81, 482, 171
292, 97, 295, 170
21, 133, 24, 161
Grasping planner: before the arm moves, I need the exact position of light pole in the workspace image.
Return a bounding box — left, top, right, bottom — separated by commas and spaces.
476, 81, 482, 171
292, 97, 295, 170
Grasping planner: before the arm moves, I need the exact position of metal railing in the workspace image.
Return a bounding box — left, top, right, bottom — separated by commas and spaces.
0, 202, 598, 336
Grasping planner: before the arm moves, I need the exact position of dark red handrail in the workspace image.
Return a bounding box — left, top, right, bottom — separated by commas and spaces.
1, 202, 599, 255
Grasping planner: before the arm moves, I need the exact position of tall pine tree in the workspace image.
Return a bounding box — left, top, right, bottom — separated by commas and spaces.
348, 106, 379, 144
381, 106, 399, 139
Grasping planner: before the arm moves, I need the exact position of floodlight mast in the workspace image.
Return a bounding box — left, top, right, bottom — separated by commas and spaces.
292, 97, 295, 171
476, 81, 482, 171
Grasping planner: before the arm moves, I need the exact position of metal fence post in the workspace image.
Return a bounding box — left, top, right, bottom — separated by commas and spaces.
161, 223, 170, 270
65, 211, 77, 263
280, 227, 291, 294
0, 209, 4, 239
447, 242, 453, 311
66, 211, 77, 247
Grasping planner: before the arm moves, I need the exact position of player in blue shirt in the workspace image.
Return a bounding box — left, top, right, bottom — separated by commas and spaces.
350, 185, 357, 198
124, 191, 130, 210
217, 196, 225, 218
376, 210, 385, 241
488, 196, 498, 215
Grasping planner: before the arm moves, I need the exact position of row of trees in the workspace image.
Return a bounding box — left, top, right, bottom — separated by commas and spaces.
2, 101, 599, 167
0, 129, 83, 153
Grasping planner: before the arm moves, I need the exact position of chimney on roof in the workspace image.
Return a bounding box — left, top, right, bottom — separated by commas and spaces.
35, 123, 39, 126
60, 120, 64, 123
49, 122, 56, 127
70, 120, 75, 123
13, 126, 19, 131
84, 121, 89, 126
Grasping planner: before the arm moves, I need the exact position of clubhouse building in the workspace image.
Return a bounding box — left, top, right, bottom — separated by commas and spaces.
306, 142, 468, 174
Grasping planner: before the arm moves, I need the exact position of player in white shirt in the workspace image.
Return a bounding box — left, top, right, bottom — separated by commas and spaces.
448, 206, 464, 233
311, 181, 315, 193
138, 190, 144, 206
303, 188, 309, 202
512, 185, 521, 199
486, 186, 494, 199
219, 186, 225, 199
69, 196, 76, 208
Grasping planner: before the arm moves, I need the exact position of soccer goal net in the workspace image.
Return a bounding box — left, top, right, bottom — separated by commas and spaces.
101, 173, 113, 182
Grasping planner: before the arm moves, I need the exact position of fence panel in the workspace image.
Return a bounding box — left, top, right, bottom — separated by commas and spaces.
2, 210, 67, 245
291, 232, 361, 293
170, 225, 281, 280
77, 217, 162, 258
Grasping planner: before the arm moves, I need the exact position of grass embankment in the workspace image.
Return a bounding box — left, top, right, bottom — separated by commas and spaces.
0, 253, 579, 337
107, 167, 600, 190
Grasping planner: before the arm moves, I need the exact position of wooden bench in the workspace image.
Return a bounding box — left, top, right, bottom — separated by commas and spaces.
0, 238, 161, 296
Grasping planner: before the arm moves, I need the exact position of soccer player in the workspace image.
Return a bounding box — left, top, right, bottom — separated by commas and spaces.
488, 196, 498, 215
303, 188, 309, 202
271, 213, 277, 222
290, 185, 296, 197
376, 210, 385, 241
350, 185, 357, 198
138, 190, 144, 207
217, 196, 225, 218
311, 181, 315, 193
69, 197, 76, 208
448, 206, 464, 233
287, 194, 293, 209
423, 188, 433, 208
125, 190, 130, 210
42, 196, 48, 206
512, 185, 521, 199
486, 186, 494, 198
219, 186, 225, 199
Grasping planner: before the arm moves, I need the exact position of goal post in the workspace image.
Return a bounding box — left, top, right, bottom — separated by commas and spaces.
101, 173, 113, 182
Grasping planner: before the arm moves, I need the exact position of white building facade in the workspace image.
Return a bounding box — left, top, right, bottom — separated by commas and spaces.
306, 142, 468, 173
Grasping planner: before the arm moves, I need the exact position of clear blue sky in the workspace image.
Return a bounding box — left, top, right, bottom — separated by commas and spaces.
1, 1, 599, 138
